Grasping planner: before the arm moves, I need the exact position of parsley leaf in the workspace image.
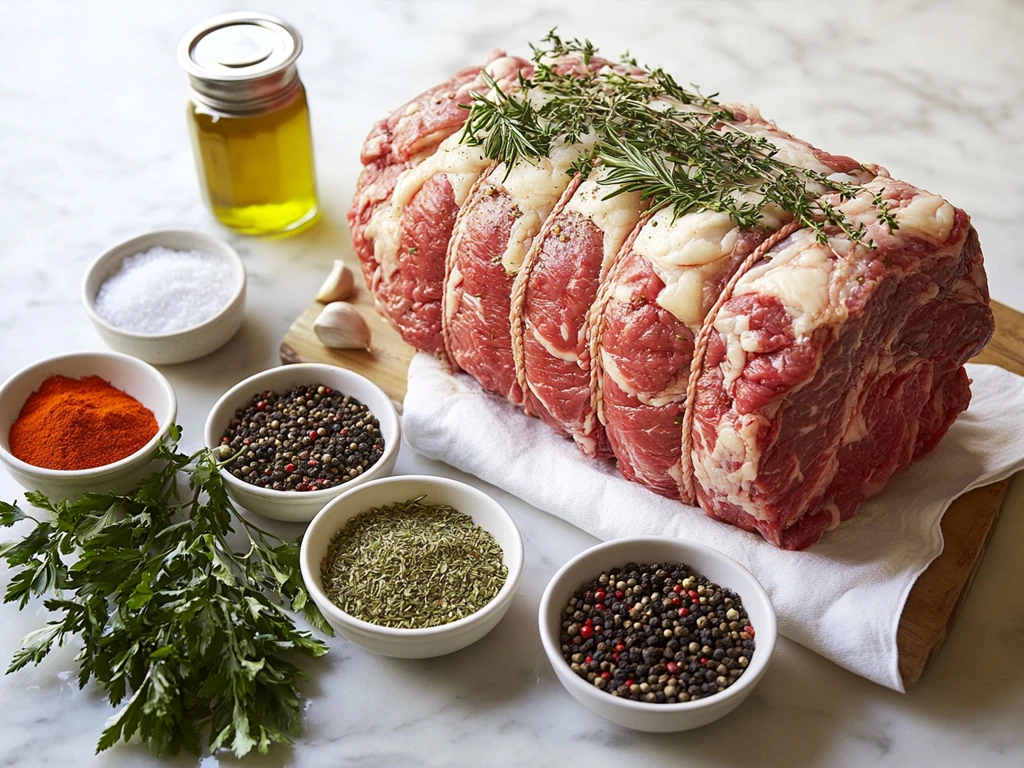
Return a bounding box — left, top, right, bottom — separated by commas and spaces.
0, 428, 331, 759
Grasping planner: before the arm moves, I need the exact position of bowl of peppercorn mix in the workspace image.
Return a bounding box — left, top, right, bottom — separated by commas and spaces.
0, 351, 177, 499
538, 536, 776, 732
204, 363, 400, 522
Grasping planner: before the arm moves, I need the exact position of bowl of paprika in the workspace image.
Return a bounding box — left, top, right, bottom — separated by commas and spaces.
0, 351, 177, 500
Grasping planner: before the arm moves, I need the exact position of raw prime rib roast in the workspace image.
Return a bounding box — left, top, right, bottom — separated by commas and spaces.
348, 40, 994, 550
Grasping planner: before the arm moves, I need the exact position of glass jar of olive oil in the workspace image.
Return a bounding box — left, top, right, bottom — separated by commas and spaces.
178, 13, 318, 235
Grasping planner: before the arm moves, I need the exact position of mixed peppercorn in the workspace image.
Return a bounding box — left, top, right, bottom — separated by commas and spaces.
559, 562, 755, 704
218, 384, 384, 492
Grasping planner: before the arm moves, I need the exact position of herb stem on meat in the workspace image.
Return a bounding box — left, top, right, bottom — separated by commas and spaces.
460, 30, 897, 247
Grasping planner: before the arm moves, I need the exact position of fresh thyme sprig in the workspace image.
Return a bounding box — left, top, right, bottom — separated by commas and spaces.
0, 427, 331, 759
459, 30, 897, 247
459, 71, 552, 174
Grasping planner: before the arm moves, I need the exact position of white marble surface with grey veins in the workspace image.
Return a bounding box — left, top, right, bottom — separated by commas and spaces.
1, 1, 1023, 766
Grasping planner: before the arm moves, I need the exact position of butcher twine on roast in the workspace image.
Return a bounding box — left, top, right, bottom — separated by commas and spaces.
443, 54, 627, 406
348, 53, 531, 355
349, 44, 994, 549
511, 169, 645, 458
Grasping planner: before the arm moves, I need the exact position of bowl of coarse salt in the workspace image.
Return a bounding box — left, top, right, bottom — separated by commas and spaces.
82, 229, 246, 364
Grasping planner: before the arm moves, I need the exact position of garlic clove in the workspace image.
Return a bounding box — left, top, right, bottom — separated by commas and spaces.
313, 301, 372, 350
315, 260, 355, 303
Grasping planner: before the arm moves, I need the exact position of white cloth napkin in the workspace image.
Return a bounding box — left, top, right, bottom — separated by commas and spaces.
403, 356, 1024, 691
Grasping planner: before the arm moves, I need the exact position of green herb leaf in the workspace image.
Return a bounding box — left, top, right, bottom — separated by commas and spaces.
0, 428, 331, 759
459, 35, 896, 247
8, 623, 62, 673
0, 500, 28, 526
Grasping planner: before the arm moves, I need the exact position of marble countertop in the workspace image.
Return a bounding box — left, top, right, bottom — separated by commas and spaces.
2, 1, 1023, 765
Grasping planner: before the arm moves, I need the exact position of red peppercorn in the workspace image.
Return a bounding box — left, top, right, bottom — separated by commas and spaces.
672, 597, 681, 605
601, 671, 611, 680
579, 625, 594, 639
309, 430, 318, 441
585, 655, 593, 663
256, 401, 265, 411
612, 652, 619, 662
700, 657, 708, 665
296, 483, 309, 492
308, 459, 318, 466
667, 662, 680, 675
285, 463, 295, 473
595, 603, 606, 611
673, 584, 683, 594
325, 387, 333, 395
680, 607, 689, 617
745, 625, 755, 636
615, 590, 623, 599
615, 643, 625, 652
594, 589, 607, 602
585, 618, 593, 626
625, 679, 634, 687
688, 590, 700, 600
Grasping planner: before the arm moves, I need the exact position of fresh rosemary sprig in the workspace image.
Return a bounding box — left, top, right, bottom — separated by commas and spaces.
0, 426, 331, 759
460, 30, 897, 247
459, 71, 552, 174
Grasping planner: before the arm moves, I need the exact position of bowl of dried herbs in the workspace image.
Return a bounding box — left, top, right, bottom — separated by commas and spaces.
299, 474, 523, 658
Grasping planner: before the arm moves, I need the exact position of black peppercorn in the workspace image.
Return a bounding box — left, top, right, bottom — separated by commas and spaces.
221, 384, 386, 493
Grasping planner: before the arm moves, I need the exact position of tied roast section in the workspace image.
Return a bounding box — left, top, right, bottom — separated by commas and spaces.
346, 50, 994, 550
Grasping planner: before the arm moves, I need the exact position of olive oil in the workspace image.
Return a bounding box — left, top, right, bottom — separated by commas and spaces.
188, 86, 318, 235
179, 13, 318, 236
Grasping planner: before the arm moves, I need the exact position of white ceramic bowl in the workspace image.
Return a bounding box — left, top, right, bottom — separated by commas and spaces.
82, 229, 246, 364
300, 474, 524, 658
539, 536, 776, 732
0, 351, 177, 500
204, 363, 400, 522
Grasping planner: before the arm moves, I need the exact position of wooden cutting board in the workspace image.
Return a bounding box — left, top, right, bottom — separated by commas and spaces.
282, 270, 1024, 688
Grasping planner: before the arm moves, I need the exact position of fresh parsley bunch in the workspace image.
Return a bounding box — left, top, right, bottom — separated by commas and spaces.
0, 426, 331, 759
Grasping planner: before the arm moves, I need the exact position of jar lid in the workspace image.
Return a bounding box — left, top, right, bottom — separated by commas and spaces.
178, 12, 303, 114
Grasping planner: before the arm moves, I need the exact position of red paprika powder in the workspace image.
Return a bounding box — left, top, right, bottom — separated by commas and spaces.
8, 375, 158, 470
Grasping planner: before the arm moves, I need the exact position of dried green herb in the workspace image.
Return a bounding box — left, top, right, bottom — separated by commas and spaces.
321, 496, 507, 629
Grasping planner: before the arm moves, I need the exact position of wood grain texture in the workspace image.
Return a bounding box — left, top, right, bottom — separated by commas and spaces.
283, 282, 1023, 687
279, 280, 412, 402
897, 480, 1009, 686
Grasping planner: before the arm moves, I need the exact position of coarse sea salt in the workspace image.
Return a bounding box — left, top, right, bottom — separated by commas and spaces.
94, 247, 237, 334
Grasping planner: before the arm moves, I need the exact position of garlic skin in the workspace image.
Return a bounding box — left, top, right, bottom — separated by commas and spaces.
316, 260, 355, 303
313, 302, 371, 350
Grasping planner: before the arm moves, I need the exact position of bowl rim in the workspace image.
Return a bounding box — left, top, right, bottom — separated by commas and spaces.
0, 351, 178, 478
300, 473, 525, 638
538, 535, 776, 714
81, 228, 247, 341
203, 363, 401, 502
